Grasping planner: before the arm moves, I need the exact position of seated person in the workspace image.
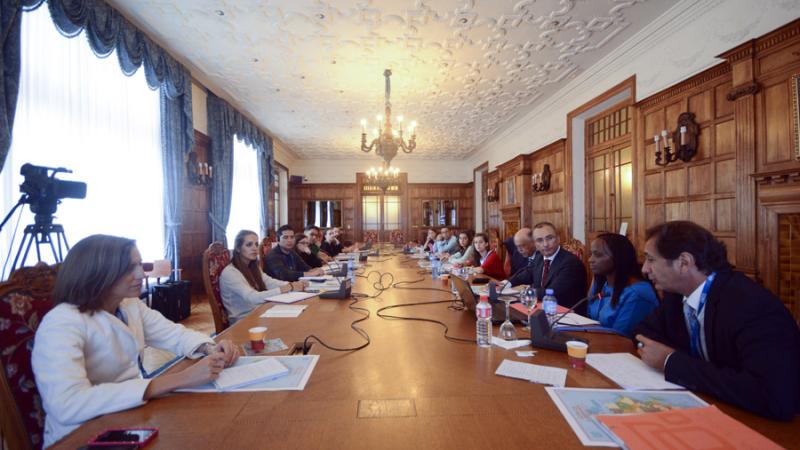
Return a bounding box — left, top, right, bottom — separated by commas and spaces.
636, 221, 800, 421
506, 227, 536, 275
586, 233, 658, 337
508, 221, 587, 314
434, 227, 458, 255
442, 230, 475, 266
471, 232, 506, 280
265, 225, 324, 281
221, 229, 306, 323
333, 227, 359, 252
304, 225, 331, 263
295, 233, 323, 269
422, 229, 436, 253
32, 235, 239, 448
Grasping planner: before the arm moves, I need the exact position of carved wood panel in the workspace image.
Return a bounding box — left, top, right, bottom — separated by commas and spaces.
180, 131, 212, 296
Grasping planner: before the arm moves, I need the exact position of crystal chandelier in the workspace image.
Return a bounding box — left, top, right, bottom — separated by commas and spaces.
365, 164, 400, 191
360, 69, 416, 166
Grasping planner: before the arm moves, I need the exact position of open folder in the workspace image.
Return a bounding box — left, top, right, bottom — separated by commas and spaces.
213, 357, 289, 391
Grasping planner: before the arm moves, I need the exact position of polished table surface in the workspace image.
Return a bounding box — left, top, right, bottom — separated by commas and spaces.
53, 254, 800, 449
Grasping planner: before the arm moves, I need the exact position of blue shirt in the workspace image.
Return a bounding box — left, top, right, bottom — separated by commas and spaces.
434, 235, 458, 254
587, 280, 659, 337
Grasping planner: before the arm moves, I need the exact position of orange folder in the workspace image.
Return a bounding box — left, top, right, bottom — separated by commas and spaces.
596, 405, 783, 450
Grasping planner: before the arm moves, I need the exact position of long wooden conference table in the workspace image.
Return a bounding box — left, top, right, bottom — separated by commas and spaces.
53, 253, 800, 449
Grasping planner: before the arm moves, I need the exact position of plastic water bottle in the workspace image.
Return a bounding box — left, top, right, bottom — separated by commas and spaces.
450, 273, 460, 299
431, 255, 440, 280
543, 288, 558, 325
347, 254, 356, 282
476, 295, 492, 347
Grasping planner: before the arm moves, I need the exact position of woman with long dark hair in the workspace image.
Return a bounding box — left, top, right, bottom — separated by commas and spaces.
220, 230, 306, 323
471, 232, 506, 279
443, 230, 475, 266
32, 235, 239, 448
587, 233, 658, 337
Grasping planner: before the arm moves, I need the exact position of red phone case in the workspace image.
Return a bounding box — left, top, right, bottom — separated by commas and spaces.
87, 427, 159, 448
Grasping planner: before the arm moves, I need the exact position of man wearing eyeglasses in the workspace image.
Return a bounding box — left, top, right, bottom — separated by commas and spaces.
508, 221, 587, 314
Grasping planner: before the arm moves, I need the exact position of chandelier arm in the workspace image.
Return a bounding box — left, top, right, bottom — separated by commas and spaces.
400, 138, 416, 153
361, 138, 378, 153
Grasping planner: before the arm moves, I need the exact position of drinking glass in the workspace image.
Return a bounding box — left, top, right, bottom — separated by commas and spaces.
519, 287, 538, 332
499, 296, 517, 340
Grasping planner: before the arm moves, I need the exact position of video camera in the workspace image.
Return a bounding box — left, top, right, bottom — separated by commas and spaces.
19, 163, 86, 224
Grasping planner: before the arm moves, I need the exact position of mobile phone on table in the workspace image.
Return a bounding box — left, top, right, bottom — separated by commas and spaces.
87, 427, 158, 448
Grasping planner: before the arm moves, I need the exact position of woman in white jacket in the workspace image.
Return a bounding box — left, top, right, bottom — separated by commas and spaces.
32, 235, 239, 448
220, 230, 306, 323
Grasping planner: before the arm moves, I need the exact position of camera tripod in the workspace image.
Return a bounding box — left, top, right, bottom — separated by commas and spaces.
1, 196, 70, 275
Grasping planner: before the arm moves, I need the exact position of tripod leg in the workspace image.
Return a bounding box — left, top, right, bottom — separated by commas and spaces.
12, 231, 35, 272
47, 231, 59, 263
34, 231, 43, 263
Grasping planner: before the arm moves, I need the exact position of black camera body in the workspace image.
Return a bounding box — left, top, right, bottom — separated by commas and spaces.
19, 163, 86, 224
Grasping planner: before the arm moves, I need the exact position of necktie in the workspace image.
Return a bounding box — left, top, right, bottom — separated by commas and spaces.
684, 303, 702, 358
541, 259, 551, 288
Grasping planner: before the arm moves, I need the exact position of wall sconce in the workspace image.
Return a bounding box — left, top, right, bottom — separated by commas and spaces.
654, 112, 699, 167
532, 164, 552, 193
487, 182, 499, 202
187, 151, 213, 186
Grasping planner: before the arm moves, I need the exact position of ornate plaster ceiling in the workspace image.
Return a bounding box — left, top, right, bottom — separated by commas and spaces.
110, 0, 672, 160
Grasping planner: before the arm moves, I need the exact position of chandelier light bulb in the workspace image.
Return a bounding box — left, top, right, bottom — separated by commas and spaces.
376, 115, 383, 122
398, 115, 404, 123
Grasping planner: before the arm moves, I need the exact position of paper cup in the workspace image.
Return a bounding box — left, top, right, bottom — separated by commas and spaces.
566, 340, 588, 369
248, 326, 267, 352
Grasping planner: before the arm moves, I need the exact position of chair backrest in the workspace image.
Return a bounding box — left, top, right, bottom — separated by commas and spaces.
201, 242, 231, 334
0, 263, 59, 450
389, 229, 405, 246
562, 237, 585, 261
363, 230, 378, 244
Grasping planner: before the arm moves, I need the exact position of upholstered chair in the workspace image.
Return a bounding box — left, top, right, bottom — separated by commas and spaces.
201, 242, 231, 334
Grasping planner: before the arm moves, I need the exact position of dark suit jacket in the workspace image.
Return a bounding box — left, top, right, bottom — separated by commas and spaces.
507, 247, 587, 314
634, 270, 800, 420
504, 237, 533, 276
264, 246, 311, 282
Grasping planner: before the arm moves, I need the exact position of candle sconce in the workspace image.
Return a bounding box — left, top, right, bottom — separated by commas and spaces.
187, 151, 213, 186
531, 164, 552, 193
487, 182, 499, 202
654, 112, 700, 167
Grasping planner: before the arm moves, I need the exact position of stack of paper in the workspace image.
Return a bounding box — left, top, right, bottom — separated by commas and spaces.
213, 357, 289, 391
263, 291, 318, 304
260, 304, 308, 318
554, 313, 600, 326
495, 359, 567, 387
471, 284, 520, 295
586, 353, 683, 390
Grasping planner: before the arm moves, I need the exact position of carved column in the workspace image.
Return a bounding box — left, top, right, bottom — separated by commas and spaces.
721, 42, 759, 276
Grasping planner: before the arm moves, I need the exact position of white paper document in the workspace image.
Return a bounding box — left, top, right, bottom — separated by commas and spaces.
554, 313, 600, 326
495, 359, 567, 387
585, 353, 684, 390
263, 291, 318, 304
491, 336, 531, 350
178, 356, 319, 393
260, 304, 308, 318
213, 357, 289, 391
515, 350, 536, 357
300, 275, 335, 281
471, 284, 519, 295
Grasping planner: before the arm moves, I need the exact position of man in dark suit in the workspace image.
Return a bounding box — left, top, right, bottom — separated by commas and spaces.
265, 225, 324, 281
508, 222, 587, 314
635, 221, 800, 421
505, 227, 536, 276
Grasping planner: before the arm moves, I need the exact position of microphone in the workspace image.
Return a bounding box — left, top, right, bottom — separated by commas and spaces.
549, 294, 595, 332
529, 295, 591, 352
488, 258, 536, 302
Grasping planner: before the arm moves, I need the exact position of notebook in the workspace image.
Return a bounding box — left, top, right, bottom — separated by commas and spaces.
213, 357, 290, 391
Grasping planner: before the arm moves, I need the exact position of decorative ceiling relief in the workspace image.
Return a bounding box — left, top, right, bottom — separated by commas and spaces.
111, 0, 670, 159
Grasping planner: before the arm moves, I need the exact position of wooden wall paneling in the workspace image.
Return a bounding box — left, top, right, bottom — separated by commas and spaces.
635, 62, 734, 262
287, 182, 358, 241
180, 131, 212, 296
529, 139, 567, 234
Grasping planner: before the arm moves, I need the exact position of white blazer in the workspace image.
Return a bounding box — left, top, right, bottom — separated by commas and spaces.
219, 264, 287, 323
32, 298, 213, 448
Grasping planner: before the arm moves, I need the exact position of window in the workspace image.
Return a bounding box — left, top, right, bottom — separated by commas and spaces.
383, 196, 401, 230
226, 138, 261, 241
362, 196, 380, 230
1, 7, 163, 276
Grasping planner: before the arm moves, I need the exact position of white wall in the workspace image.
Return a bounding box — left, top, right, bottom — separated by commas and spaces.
295, 158, 473, 184
191, 82, 208, 135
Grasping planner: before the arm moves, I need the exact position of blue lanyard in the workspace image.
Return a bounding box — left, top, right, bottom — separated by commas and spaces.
688, 272, 716, 358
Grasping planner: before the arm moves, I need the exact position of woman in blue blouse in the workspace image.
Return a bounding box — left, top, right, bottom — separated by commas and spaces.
587, 233, 658, 337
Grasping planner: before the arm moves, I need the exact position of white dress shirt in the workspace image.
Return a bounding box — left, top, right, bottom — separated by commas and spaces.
219, 264, 288, 323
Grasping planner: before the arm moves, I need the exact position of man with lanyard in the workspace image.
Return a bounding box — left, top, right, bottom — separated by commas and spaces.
636, 221, 800, 421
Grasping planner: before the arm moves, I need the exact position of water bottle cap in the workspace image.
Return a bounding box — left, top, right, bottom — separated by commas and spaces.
479, 294, 489, 302
545, 288, 554, 295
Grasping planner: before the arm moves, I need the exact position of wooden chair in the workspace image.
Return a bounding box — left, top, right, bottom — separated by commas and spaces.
0, 263, 60, 450
362, 230, 378, 244
388, 229, 405, 247
201, 242, 231, 334
561, 237, 585, 261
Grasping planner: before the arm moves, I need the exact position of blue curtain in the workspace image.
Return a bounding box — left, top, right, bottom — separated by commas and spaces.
1, 0, 194, 272
0, 0, 44, 173
207, 92, 273, 247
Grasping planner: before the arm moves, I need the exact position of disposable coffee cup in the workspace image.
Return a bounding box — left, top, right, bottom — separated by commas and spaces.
566, 340, 588, 369
248, 326, 267, 352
